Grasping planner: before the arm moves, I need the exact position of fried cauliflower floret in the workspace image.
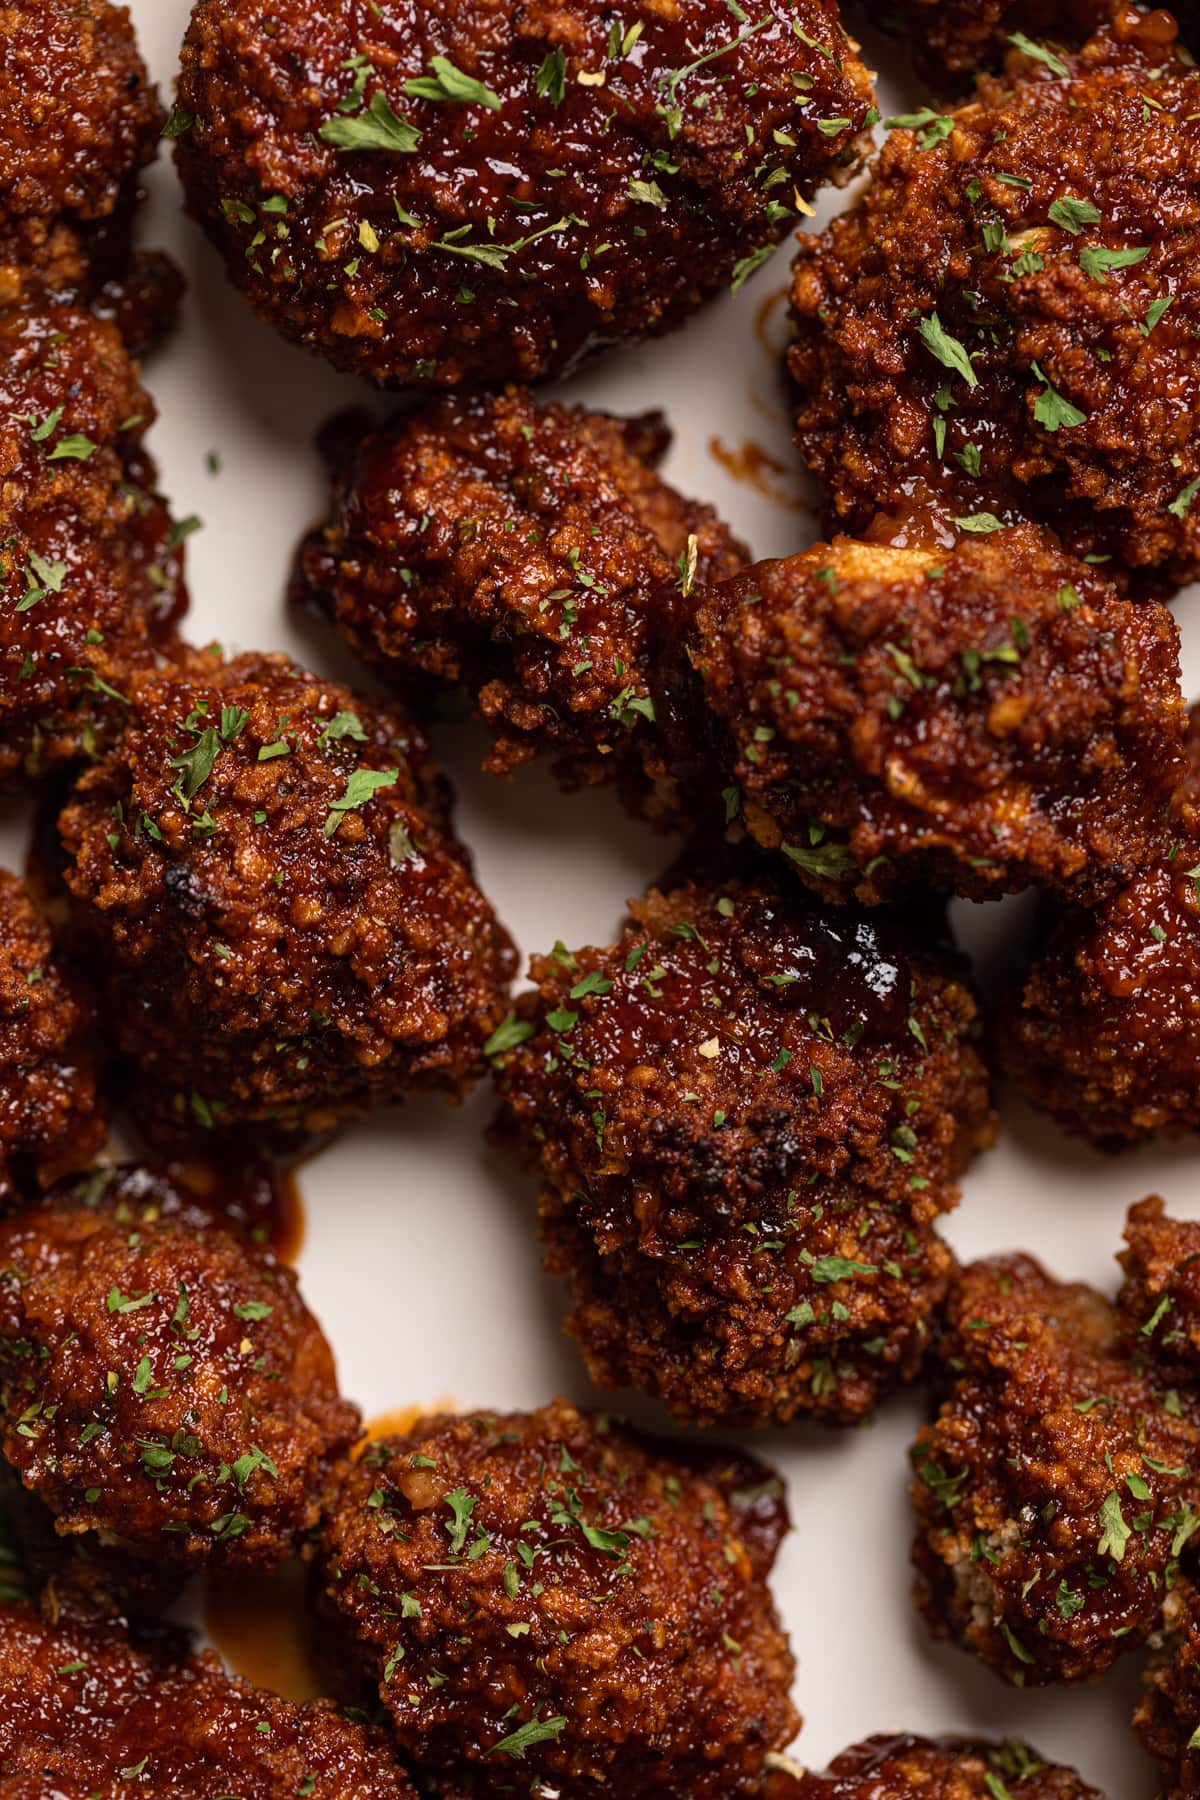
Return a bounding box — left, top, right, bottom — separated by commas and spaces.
174, 0, 874, 390
315, 1399, 798, 1797
1115, 1196, 1200, 1381
0, 0, 179, 349
0, 870, 104, 1203
912, 1250, 1200, 1685
790, 13, 1200, 593
0, 1175, 361, 1573
294, 390, 747, 823
56, 650, 516, 1138
1001, 705, 1200, 1145
491, 873, 994, 1427
686, 528, 1182, 906
0, 303, 186, 787
794, 1733, 1103, 1797
0, 1600, 417, 1798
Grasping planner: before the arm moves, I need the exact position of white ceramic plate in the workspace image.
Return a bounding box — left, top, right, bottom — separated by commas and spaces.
8, 4, 1200, 1789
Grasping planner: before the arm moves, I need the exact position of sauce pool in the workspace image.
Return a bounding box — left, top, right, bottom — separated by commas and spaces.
160, 1153, 306, 1264
361, 1401, 457, 1445
204, 1561, 325, 1703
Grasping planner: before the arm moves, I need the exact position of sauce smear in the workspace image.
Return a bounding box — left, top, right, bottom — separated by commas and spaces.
754, 284, 791, 358
708, 436, 806, 510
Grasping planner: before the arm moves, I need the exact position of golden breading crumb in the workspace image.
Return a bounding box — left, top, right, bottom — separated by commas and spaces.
0, 0, 179, 346
1001, 705, 1200, 1145
1134, 1579, 1200, 1800
793, 1733, 1103, 1797
857, 0, 1184, 83
1116, 1196, 1200, 1380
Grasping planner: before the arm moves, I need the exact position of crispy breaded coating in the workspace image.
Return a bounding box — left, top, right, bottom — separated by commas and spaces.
0, 0, 178, 348
912, 1249, 1200, 1685
686, 528, 1183, 905
56, 651, 516, 1138
0, 1600, 417, 1797
0, 302, 186, 787
174, 0, 874, 389
1001, 705, 1200, 1145
294, 390, 747, 822
0, 1174, 361, 1573
0, 870, 103, 1203
491, 872, 993, 1427
790, 13, 1200, 593
315, 1398, 798, 1797
794, 1733, 1103, 1797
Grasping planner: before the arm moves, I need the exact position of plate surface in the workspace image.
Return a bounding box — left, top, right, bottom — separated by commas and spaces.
10, 3, 1200, 1787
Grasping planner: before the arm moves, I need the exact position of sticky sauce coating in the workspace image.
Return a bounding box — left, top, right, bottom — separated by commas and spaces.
294, 388, 747, 823
493, 873, 994, 1426
174, 0, 874, 388
687, 527, 1183, 904
790, 13, 1200, 592
56, 649, 516, 1139
316, 1398, 797, 1796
